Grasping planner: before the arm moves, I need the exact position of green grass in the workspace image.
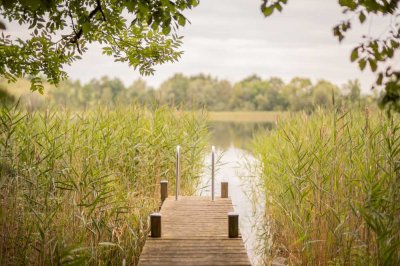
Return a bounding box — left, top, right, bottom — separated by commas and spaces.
251, 108, 400, 265
209, 111, 287, 123
0, 104, 208, 265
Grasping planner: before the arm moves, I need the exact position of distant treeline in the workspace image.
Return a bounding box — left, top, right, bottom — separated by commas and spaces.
1, 74, 376, 110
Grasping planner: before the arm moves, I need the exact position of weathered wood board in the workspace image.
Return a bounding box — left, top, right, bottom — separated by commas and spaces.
138, 196, 251, 266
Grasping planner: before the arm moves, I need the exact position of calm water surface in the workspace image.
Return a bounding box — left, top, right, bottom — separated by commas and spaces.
198, 122, 272, 266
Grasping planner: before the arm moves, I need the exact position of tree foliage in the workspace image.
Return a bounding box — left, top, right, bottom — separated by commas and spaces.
261, 0, 400, 113
1, 74, 373, 111
0, 0, 198, 93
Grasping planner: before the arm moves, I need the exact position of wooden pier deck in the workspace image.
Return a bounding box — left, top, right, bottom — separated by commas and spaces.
138, 196, 251, 266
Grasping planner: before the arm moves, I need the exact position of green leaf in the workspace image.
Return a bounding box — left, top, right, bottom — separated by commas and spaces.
359, 11, 366, 23
177, 14, 186, 26
339, 0, 357, 9
125, 2, 135, 12
377, 73, 383, 85
82, 22, 90, 33
358, 59, 367, 71
27, 0, 41, 11
30, 77, 44, 94
387, 48, 394, 58
151, 22, 159, 31
262, 6, 274, 17
368, 58, 377, 72
162, 26, 171, 35
190, 0, 199, 7
350, 48, 358, 62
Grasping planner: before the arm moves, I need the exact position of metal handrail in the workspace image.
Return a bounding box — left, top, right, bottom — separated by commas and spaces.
176, 145, 181, 200
211, 145, 215, 201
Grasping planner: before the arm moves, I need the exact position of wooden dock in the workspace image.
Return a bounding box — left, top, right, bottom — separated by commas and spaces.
138, 182, 251, 266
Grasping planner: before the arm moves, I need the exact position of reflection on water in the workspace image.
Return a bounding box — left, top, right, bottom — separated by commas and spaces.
199, 122, 272, 265
209, 122, 274, 150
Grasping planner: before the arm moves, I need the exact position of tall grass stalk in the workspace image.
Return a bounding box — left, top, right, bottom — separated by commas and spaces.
0, 104, 207, 265
251, 108, 400, 265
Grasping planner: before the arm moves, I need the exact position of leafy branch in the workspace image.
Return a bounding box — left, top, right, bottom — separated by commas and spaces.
0, 0, 199, 93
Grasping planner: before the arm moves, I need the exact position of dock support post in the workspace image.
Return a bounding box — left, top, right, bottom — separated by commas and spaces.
150, 213, 162, 237
221, 182, 228, 198
228, 212, 239, 238
160, 180, 168, 202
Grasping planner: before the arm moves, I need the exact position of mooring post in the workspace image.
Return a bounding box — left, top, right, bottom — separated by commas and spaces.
211, 146, 215, 201
228, 212, 239, 238
221, 182, 228, 198
176, 145, 180, 200
160, 180, 168, 202
150, 213, 162, 237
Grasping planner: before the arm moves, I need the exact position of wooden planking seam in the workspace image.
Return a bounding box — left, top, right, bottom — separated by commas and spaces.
139, 196, 250, 266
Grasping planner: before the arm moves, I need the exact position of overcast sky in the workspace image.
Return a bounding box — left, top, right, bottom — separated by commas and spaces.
7, 0, 394, 92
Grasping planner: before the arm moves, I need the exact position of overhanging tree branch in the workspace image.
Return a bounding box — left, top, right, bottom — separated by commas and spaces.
0, 0, 198, 93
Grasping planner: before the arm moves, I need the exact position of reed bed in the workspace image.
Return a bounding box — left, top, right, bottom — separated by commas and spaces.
0, 104, 208, 265
251, 108, 400, 265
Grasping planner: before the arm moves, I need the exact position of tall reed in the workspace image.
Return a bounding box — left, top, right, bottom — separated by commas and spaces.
0, 104, 207, 265
251, 108, 400, 265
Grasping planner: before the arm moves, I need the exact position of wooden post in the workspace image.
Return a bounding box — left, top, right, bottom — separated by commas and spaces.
150, 213, 161, 237
228, 212, 239, 238
160, 180, 168, 202
221, 182, 228, 198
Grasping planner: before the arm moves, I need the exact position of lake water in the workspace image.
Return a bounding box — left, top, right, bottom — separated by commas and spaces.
198, 122, 273, 266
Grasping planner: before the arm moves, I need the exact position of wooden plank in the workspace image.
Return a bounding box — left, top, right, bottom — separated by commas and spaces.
138, 196, 251, 266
